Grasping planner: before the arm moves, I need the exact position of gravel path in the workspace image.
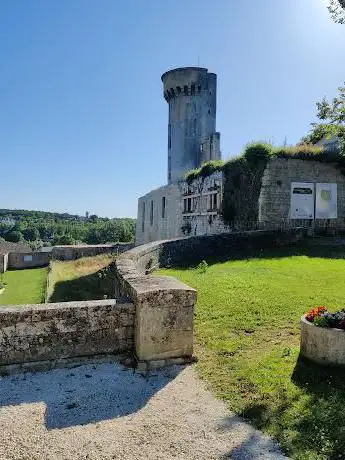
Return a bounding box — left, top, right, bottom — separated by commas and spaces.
0, 362, 287, 460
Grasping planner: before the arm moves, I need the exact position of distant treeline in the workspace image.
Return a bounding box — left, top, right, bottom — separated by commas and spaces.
0, 209, 136, 247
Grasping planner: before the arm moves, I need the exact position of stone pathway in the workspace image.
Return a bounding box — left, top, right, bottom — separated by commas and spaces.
0, 362, 287, 459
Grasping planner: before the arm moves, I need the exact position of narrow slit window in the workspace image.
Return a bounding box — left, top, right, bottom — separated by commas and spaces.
142, 202, 145, 232
191, 84, 195, 95
162, 197, 166, 218
150, 200, 154, 225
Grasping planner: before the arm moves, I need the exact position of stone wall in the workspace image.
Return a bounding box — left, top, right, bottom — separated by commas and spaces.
135, 184, 182, 245
52, 243, 133, 261
8, 251, 50, 270
115, 240, 196, 371
135, 173, 227, 246
259, 158, 345, 228
115, 229, 304, 370
0, 299, 134, 369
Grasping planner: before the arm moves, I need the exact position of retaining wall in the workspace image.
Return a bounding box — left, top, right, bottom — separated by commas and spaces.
0, 299, 134, 370
8, 251, 50, 270
114, 228, 305, 370
52, 243, 134, 261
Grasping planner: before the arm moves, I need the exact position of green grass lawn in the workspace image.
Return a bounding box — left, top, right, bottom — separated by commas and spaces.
0, 267, 47, 305
158, 246, 345, 460
48, 254, 116, 302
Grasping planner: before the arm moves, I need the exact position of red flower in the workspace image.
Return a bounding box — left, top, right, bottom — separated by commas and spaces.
305, 306, 327, 322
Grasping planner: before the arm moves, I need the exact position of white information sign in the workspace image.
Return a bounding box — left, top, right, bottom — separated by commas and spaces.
290, 182, 314, 219
315, 183, 337, 219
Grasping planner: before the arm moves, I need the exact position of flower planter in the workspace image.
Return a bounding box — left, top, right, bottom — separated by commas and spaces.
300, 315, 345, 366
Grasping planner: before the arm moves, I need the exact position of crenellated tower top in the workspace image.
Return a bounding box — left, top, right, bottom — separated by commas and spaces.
161, 67, 221, 183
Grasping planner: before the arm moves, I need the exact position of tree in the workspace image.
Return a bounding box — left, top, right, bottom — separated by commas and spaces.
53, 234, 75, 245
23, 226, 40, 241
328, 0, 345, 24
303, 82, 345, 148
5, 230, 23, 243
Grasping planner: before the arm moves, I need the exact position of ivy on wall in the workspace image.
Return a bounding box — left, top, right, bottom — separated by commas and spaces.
184, 142, 344, 227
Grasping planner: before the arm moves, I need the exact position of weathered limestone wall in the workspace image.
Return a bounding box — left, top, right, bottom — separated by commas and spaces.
115, 240, 196, 371
52, 243, 133, 261
135, 173, 227, 246
259, 158, 345, 227
0, 299, 134, 368
180, 171, 227, 237
8, 251, 50, 270
135, 184, 182, 245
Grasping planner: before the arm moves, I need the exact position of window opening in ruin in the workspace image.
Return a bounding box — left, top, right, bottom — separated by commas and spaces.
176, 86, 181, 95
142, 202, 145, 232
150, 200, 154, 225
191, 84, 195, 95
198, 85, 201, 93
184, 85, 188, 95
162, 197, 166, 218
208, 193, 219, 211
183, 198, 192, 213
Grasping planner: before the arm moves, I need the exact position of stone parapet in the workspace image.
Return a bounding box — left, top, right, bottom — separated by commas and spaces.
0, 299, 134, 370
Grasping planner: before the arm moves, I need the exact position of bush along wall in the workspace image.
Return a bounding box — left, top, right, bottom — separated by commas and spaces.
184, 142, 344, 228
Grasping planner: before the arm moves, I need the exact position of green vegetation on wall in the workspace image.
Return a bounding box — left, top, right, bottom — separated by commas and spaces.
184, 142, 344, 226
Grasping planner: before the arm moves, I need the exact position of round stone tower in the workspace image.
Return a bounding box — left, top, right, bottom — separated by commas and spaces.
161, 67, 221, 184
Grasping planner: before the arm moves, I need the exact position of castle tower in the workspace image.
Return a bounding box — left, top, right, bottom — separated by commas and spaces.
161, 67, 221, 184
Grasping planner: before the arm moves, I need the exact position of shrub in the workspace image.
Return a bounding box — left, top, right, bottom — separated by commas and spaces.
243, 142, 273, 165
196, 260, 208, 273
185, 160, 224, 185
5, 230, 23, 243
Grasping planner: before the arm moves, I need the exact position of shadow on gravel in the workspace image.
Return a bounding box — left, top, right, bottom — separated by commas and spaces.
0, 362, 183, 430
217, 416, 287, 460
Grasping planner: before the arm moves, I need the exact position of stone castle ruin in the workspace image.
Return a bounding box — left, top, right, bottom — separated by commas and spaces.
136, 67, 345, 245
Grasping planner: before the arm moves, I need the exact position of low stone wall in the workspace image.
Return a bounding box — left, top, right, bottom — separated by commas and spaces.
0, 299, 134, 370
52, 243, 133, 261
300, 315, 345, 366
115, 243, 196, 371
114, 228, 305, 370
8, 251, 50, 270
158, 228, 306, 267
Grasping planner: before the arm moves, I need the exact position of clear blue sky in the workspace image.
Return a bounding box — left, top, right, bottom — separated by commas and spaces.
1, 0, 344, 218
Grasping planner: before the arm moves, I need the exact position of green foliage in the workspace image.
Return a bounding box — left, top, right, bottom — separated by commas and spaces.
0, 209, 136, 245
328, 0, 345, 23
221, 144, 272, 225
302, 123, 345, 145
158, 244, 345, 459
5, 230, 23, 243
22, 226, 40, 241
243, 142, 273, 165
53, 234, 76, 246
196, 260, 208, 273
185, 160, 224, 185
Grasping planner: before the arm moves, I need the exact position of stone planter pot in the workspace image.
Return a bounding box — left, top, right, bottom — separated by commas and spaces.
300, 315, 345, 366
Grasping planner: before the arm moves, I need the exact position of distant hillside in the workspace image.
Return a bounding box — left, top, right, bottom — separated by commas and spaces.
0, 209, 136, 247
